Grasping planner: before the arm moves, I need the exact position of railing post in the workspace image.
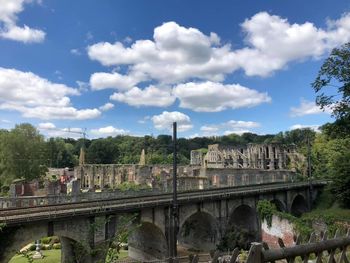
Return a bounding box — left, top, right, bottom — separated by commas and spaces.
247, 242, 263, 263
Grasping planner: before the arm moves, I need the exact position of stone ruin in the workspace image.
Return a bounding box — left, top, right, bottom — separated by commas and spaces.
191, 143, 298, 170
73, 143, 299, 192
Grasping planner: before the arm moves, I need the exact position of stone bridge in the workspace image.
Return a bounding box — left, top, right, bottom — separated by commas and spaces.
0, 181, 325, 263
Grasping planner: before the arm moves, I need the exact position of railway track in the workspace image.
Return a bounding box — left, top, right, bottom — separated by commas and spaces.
0, 181, 326, 225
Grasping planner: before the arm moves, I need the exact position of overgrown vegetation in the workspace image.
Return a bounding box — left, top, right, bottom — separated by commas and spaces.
257, 200, 313, 237
217, 228, 258, 251
105, 214, 140, 263
257, 200, 350, 238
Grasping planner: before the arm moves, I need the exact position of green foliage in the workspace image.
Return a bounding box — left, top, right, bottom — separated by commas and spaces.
28, 244, 37, 251
41, 237, 51, 244
105, 214, 140, 263
312, 43, 350, 122
71, 241, 87, 263
329, 150, 350, 208
45, 138, 77, 168
0, 124, 47, 184
218, 228, 258, 251
52, 243, 61, 249
301, 208, 350, 236
17, 250, 34, 263
257, 200, 313, 237
86, 138, 119, 164
313, 186, 335, 210
10, 250, 60, 263
257, 200, 350, 239
311, 133, 350, 207
257, 200, 276, 227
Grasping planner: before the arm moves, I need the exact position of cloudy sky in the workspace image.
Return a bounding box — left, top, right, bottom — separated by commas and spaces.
0, 0, 349, 138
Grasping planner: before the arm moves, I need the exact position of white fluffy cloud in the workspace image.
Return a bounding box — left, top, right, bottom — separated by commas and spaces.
37, 123, 86, 138
0, 0, 45, 43
90, 71, 146, 91
173, 81, 271, 112
87, 21, 235, 86
99, 102, 114, 111
86, 13, 350, 111
290, 98, 331, 117
235, 12, 350, 76
200, 120, 260, 136
38, 122, 56, 130
88, 13, 350, 86
289, 124, 320, 131
110, 85, 175, 107
151, 111, 193, 132
90, 126, 129, 137
0, 67, 101, 120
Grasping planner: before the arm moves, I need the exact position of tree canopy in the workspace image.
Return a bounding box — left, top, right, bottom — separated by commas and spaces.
312, 42, 350, 137
311, 42, 350, 208
0, 124, 47, 187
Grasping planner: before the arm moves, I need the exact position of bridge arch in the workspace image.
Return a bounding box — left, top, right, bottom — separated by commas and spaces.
270, 199, 287, 212
178, 211, 219, 252
1, 225, 89, 263
128, 221, 168, 261
222, 204, 259, 250
290, 194, 308, 217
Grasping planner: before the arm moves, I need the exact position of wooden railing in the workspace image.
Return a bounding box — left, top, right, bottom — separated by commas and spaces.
206, 229, 350, 263
111, 229, 350, 263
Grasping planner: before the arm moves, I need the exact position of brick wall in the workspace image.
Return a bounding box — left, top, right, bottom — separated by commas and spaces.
262, 215, 295, 248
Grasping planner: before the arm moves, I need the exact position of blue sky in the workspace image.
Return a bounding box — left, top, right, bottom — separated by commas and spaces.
0, 0, 349, 138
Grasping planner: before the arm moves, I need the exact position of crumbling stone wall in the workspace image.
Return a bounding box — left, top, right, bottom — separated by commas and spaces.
191, 143, 297, 170
75, 164, 202, 190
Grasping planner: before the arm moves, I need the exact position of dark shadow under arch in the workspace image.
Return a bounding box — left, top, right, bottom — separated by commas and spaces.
291, 194, 308, 217
271, 199, 287, 212
128, 222, 168, 261
178, 211, 219, 252
220, 204, 259, 250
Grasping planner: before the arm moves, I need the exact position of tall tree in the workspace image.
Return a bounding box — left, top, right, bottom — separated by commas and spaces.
0, 124, 47, 184
86, 138, 119, 164
312, 42, 350, 137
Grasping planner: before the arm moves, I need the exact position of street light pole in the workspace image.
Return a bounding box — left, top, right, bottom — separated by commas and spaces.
307, 135, 313, 209
171, 122, 178, 260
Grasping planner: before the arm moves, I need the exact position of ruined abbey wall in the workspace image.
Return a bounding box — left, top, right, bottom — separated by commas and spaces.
191, 143, 297, 170
74, 143, 298, 191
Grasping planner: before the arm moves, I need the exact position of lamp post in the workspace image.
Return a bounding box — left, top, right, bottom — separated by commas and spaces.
307, 135, 313, 209
171, 122, 178, 260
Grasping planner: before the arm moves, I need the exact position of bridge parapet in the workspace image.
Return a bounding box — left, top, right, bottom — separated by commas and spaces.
1, 175, 300, 209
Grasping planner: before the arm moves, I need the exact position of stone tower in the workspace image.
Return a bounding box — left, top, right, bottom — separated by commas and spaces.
79, 147, 85, 165
139, 149, 146, 165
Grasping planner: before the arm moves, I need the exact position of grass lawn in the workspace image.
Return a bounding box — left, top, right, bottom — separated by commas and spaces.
118, 249, 128, 259
9, 249, 61, 263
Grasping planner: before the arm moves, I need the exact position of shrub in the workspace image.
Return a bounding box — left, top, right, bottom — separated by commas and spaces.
28, 244, 37, 251
45, 244, 53, 250
52, 236, 60, 244
41, 237, 51, 244
53, 243, 61, 249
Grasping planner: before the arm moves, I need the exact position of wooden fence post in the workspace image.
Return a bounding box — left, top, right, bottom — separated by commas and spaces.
247, 242, 263, 263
